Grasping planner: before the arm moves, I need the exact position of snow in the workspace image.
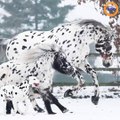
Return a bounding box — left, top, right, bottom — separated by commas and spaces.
2, 99, 120, 120
1, 86, 120, 120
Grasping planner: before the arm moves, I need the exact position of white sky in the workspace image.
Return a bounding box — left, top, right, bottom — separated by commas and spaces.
60, 0, 120, 25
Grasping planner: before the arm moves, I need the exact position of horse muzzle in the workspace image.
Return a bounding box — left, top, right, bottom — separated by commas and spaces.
102, 59, 113, 68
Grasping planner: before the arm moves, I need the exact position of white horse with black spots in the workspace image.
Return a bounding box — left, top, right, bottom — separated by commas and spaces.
5, 19, 116, 108
0, 43, 78, 114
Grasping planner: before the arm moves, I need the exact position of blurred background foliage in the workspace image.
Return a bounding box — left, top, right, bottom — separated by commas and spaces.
0, 0, 74, 38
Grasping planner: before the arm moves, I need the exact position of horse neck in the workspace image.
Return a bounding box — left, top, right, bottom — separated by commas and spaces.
85, 27, 108, 45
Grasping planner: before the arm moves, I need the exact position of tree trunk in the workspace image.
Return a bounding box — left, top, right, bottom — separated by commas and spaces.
34, 0, 38, 30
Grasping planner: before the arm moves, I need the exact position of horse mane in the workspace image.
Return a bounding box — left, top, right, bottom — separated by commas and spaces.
74, 19, 116, 40
16, 43, 60, 63
70, 19, 105, 29
81, 19, 106, 27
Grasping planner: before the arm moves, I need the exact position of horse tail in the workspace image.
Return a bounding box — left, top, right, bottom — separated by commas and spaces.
16, 43, 60, 63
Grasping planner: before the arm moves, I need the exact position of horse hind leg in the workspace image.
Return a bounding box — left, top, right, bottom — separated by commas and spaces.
45, 91, 68, 113
28, 88, 45, 113
29, 97, 45, 113
44, 99, 56, 114
12, 101, 18, 115
41, 92, 56, 114
6, 100, 14, 114
6, 100, 21, 114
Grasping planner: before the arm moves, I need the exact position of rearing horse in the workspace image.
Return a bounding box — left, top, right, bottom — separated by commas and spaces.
6, 19, 115, 106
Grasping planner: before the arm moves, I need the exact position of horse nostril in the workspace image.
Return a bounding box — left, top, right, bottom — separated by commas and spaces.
69, 67, 74, 73
33, 83, 39, 87
103, 62, 110, 68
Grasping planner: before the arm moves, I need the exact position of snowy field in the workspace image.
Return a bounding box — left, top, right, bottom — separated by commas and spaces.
1, 86, 120, 120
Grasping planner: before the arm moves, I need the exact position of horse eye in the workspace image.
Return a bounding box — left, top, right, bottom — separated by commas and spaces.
104, 43, 108, 47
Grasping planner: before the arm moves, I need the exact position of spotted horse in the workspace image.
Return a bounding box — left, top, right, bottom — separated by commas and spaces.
0, 43, 82, 114
6, 19, 115, 107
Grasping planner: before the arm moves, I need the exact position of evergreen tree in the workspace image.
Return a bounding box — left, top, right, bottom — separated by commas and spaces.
0, 0, 74, 38
34, 0, 74, 30
0, 0, 32, 37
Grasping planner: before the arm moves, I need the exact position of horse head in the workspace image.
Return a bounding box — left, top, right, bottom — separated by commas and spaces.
95, 32, 116, 67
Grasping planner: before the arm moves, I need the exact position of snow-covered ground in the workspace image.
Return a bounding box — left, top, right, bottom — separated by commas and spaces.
1, 86, 120, 120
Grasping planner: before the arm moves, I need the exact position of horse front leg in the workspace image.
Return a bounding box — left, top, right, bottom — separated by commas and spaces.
28, 88, 45, 113
84, 62, 100, 105
41, 92, 56, 114
41, 90, 68, 114
64, 67, 85, 97
29, 96, 44, 113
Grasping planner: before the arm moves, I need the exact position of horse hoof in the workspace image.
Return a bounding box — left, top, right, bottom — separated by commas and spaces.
64, 89, 73, 97
16, 111, 20, 114
39, 109, 45, 113
41, 110, 45, 113
49, 112, 56, 114
34, 107, 45, 113
62, 109, 69, 113
91, 95, 99, 105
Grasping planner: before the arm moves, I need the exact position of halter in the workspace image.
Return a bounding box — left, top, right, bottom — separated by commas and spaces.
101, 53, 112, 60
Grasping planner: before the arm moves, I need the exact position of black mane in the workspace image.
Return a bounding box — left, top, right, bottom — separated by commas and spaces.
78, 19, 106, 28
